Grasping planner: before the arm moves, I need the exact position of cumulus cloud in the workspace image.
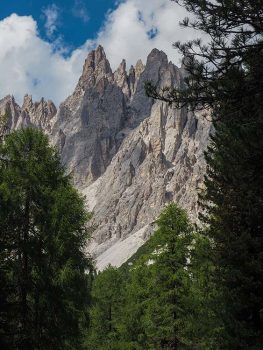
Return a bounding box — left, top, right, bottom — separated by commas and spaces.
0, 0, 204, 106
72, 0, 90, 23
42, 4, 60, 38
0, 14, 91, 105
95, 0, 203, 69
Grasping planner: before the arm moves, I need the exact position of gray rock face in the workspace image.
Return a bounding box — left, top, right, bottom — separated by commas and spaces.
0, 94, 56, 135
51, 46, 139, 186
84, 98, 211, 268
79, 47, 211, 268
21, 94, 57, 132
0, 46, 211, 269
0, 95, 22, 134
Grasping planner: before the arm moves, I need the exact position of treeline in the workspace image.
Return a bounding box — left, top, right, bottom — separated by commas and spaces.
146, 0, 263, 347
0, 129, 220, 350
0, 125, 262, 349
1, 0, 263, 349
0, 129, 94, 350
0, 128, 262, 350
85, 204, 222, 350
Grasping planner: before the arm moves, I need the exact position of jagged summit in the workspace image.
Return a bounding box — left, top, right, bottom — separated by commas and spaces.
21, 94, 57, 131
147, 48, 168, 63
63, 45, 177, 108
82, 45, 108, 71
0, 94, 15, 104
114, 59, 130, 97
0, 94, 56, 133
83, 45, 112, 78
0, 46, 211, 269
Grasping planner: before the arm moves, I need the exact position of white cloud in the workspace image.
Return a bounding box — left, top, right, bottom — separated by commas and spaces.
0, 1, 204, 106
73, 0, 90, 23
95, 0, 202, 69
0, 14, 91, 105
42, 4, 59, 38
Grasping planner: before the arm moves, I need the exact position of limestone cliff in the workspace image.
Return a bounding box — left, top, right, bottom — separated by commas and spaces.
0, 46, 211, 270
0, 94, 56, 134
82, 49, 211, 269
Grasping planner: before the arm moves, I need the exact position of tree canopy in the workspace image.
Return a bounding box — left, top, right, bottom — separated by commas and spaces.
85, 204, 221, 349
0, 128, 93, 350
146, 0, 263, 348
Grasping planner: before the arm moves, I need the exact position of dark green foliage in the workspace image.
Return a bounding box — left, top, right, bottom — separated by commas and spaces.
141, 205, 221, 349
0, 128, 93, 349
86, 204, 220, 350
143, 204, 193, 349
146, 0, 263, 111
85, 267, 125, 349
0, 110, 10, 142
146, 1, 263, 348
202, 79, 263, 348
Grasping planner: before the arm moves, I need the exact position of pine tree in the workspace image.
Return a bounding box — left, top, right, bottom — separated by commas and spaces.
0, 128, 93, 349
86, 204, 222, 349
126, 204, 220, 349
120, 260, 153, 350
85, 266, 124, 350
202, 83, 263, 348
143, 204, 192, 349
146, 1, 263, 347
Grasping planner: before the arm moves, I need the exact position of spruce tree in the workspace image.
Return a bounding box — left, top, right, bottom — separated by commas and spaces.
126, 204, 219, 349
86, 204, 222, 349
0, 128, 93, 350
143, 204, 192, 350
85, 266, 124, 350
146, 1, 263, 347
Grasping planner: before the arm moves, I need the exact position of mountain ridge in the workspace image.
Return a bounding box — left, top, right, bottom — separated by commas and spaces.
0, 46, 211, 269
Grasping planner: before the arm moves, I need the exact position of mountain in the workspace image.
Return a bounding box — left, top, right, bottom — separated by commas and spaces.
0, 46, 211, 269
0, 94, 56, 135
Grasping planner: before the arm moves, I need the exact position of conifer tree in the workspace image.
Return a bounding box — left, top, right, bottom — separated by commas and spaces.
143, 204, 193, 350
125, 204, 220, 349
86, 204, 222, 349
0, 128, 93, 350
85, 266, 124, 350
146, 1, 263, 347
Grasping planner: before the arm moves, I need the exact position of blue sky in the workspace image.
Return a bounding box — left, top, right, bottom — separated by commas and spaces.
0, 0, 199, 105
1, 0, 119, 50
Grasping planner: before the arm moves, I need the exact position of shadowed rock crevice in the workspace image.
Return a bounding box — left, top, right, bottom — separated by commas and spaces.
0, 45, 211, 269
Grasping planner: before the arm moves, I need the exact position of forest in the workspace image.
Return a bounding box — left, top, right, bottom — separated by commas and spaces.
0, 0, 263, 349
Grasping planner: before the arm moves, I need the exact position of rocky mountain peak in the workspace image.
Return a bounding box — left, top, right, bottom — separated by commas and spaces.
128, 60, 145, 96
80, 45, 113, 91
22, 94, 33, 110
0, 94, 57, 134
0, 95, 20, 116
20, 95, 57, 132
114, 59, 130, 97
135, 59, 145, 77
124, 49, 171, 127
0, 95, 21, 134
147, 48, 168, 66
119, 59, 126, 71
23, 94, 32, 102
0, 94, 15, 105
85, 45, 110, 72
115, 59, 127, 78
0, 45, 211, 269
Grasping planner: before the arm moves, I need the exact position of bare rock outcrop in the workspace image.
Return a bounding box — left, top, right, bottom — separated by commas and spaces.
0, 95, 22, 134
84, 99, 211, 269
51, 46, 143, 186
81, 48, 211, 268
21, 94, 57, 132
0, 94, 56, 134
0, 46, 211, 269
